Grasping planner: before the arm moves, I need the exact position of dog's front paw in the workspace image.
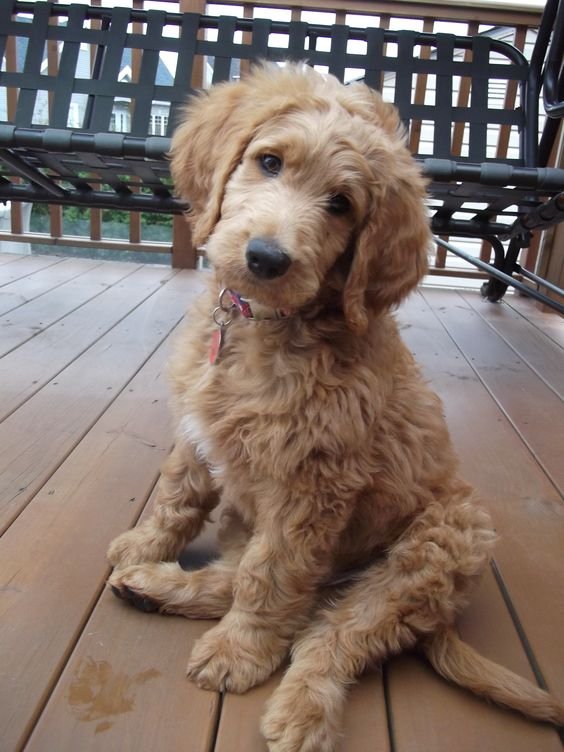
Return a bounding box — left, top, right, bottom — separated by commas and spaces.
107, 524, 175, 569
261, 676, 340, 752
187, 621, 286, 693
107, 528, 151, 569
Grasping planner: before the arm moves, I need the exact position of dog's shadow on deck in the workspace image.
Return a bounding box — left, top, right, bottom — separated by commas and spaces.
177, 514, 220, 572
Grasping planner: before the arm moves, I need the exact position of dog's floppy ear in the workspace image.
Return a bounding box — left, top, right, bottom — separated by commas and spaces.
342, 89, 430, 333
170, 81, 253, 247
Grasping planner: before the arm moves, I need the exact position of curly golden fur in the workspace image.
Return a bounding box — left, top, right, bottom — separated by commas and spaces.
108, 63, 564, 750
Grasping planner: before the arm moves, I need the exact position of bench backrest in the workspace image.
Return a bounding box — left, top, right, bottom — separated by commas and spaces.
1, 2, 534, 166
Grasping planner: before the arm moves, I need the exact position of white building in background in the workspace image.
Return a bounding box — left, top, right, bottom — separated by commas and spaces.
0, 34, 176, 134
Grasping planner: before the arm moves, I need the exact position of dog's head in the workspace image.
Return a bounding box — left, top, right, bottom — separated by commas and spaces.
170, 63, 430, 332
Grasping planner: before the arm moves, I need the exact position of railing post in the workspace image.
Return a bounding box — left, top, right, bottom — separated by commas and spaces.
5, 24, 23, 237
172, 0, 207, 268
533, 125, 564, 311
48, 11, 63, 242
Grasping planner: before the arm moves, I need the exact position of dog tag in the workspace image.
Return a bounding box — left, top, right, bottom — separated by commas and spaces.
209, 328, 224, 365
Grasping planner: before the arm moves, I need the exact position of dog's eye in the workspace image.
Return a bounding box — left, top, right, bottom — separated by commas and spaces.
259, 154, 282, 176
327, 194, 351, 215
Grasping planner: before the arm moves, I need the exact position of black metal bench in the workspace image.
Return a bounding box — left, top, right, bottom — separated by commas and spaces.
1, 0, 563, 311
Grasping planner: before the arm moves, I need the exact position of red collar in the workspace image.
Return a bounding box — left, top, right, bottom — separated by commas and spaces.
226, 289, 295, 321
209, 288, 295, 365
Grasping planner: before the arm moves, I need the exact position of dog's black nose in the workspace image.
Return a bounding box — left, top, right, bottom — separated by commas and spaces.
246, 238, 291, 280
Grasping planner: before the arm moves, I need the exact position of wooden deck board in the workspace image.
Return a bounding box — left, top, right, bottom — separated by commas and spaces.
215, 672, 391, 752
0, 331, 179, 750
389, 653, 562, 752
0, 265, 175, 422
420, 288, 564, 492
391, 291, 563, 752
0, 254, 66, 287
0, 257, 105, 317
0, 252, 26, 265
400, 291, 564, 701
507, 294, 564, 349
25, 590, 219, 752
26, 486, 221, 752
0, 260, 139, 356
0, 259, 562, 752
0, 267, 191, 532
462, 293, 564, 399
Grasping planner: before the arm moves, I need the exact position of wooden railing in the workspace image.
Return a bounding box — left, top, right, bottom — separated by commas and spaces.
0, 0, 549, 281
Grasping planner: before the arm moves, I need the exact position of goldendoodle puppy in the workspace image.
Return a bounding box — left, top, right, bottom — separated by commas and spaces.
108, 63, 564, 750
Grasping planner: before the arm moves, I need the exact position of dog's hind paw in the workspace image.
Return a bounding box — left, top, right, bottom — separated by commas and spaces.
261, 677, 340, 752
110, 582, 160, 613
187, 620, 286, 694
107, 563, 169, 613
261, 711, 338, 752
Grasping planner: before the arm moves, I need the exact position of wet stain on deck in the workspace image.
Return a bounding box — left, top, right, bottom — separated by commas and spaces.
67, 657, 160, 733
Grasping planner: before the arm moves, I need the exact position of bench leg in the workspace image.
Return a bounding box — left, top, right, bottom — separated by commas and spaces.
481, 235, 525, 303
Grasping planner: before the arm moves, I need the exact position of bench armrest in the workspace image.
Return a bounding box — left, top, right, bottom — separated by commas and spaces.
543, 0, 564, 117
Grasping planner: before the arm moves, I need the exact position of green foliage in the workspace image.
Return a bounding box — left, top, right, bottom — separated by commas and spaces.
143, 212, 173, 227
31, 203, 173, 227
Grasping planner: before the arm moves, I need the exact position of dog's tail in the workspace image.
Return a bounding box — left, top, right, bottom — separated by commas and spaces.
423, 627, 564, 726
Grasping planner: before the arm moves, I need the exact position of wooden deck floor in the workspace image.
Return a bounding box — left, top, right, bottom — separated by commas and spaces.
0, 252, 563, 752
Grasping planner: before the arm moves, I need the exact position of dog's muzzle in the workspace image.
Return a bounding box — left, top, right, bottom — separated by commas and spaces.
246, 238, 292, 280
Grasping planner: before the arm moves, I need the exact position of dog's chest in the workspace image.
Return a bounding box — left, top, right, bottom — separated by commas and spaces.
178, 330, 297, 480
179, 410, 217, 469
175, 317, 380, 490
